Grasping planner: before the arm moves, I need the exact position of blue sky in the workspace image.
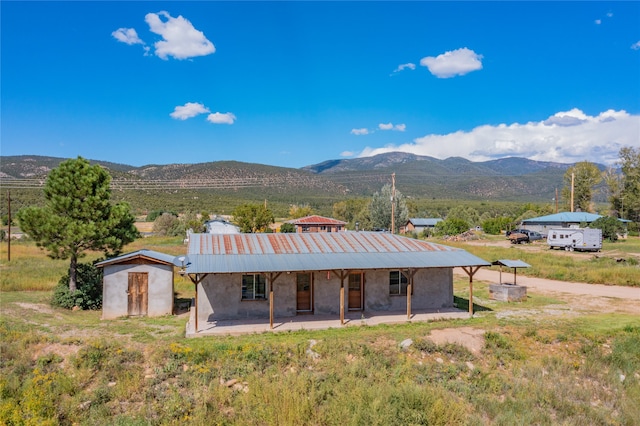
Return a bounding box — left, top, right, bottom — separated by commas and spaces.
2, 1, 639, 169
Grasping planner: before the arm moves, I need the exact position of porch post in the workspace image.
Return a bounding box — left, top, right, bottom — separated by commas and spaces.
406, 269, 416, 320
269, 279, 274, 329
194, 279, 198, 332
268, 272, 282, 330
340, 277, 345, 325
461, 266, 481, 317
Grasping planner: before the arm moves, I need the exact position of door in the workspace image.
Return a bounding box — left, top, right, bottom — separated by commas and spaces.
348, 272, 363, 311
128, 272, 148, 316
296, 273, 312, 312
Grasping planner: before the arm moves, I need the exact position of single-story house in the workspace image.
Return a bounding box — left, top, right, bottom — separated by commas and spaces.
520, 212, 628, 236
180, 232, 489, 334
97, 249, 176, 319
401, 218, 443, 234
288, 215, 347, 233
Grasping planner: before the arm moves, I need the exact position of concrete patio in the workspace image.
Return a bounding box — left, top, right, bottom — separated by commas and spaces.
185, 306, 470, 337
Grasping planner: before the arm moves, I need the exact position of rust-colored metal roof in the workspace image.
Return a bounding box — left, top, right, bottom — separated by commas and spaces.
184, 232, 489, 274
290, 215, 347, 225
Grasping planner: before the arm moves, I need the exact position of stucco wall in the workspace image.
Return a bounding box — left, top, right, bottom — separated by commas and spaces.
102, 263, 174, 319
198, 268, 453, 322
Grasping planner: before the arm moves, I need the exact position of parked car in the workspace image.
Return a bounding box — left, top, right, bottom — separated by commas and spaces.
507, 229, 543, 244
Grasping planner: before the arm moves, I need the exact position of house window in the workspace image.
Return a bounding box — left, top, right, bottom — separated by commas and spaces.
242, 274, 266, 300
320, 225, 327, 231
302, 226, 310, 232
389, 271, 408, 295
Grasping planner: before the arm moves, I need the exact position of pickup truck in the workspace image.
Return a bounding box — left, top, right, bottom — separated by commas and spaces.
507, 229, 543, 244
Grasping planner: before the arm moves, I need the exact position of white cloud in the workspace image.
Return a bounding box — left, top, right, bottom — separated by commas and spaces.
351, 128, 369, 135
170, 102, 210, 120
379, 123, 406, 131
420, 47, 483, 78
595, 19, 602, 25
392, 63, 416, 73
145, 11, 215, 60
632, 41, 640, 50
606, 12, 613, 18
112, 28, 145, 45
207, 112, 236, 124
340, 151, 355, 157
354, 109, 639, 166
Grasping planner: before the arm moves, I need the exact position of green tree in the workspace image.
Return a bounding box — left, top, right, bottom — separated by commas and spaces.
153, 212, 180, 236
561, 161, 602, 212
17, 157, 139, 292
590, 216, 625, 242
609, 147, 640, 223
232, 203, 275, 233
446, 206, 480, 227
369, 184, 409, 233
333, 199, 371, 230
289, 204, 314, 219
280, 223, 296, 233
435, 218, 470, 236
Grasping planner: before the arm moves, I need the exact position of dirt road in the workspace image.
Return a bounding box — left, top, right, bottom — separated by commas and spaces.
454, 267, 640, 300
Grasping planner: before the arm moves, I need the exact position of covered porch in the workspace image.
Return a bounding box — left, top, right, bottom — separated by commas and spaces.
185, 305, 469, 337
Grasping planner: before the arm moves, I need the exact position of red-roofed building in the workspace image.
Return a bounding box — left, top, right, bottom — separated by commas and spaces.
288, 215, 347, 233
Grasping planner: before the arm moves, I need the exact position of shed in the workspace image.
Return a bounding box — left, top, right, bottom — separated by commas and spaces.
97, 249, 176, 319
180, 232, 490, 334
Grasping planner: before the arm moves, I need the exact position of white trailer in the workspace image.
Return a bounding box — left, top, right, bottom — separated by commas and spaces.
547, 228, 602, 252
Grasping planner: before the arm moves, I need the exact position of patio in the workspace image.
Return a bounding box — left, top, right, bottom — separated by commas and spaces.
185, 306, 470, 337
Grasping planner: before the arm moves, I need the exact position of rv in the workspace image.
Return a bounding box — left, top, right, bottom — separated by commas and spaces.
547, 228, 602, 252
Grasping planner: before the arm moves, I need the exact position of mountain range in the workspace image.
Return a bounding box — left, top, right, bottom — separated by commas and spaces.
1, 153, 582, 202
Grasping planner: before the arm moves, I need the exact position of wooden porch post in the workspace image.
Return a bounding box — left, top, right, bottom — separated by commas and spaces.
268, 272, 282, 330
460, 266, 481, 317
333, 270, 349, 325
269, 279, 274, 329
405, 269, 417, 320
187, 273, 209, 334
340, 276, 345, 325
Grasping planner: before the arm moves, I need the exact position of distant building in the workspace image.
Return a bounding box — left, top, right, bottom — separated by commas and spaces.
520, 212, 618, 236
288, 215, 347, 233
401, 218, 443, 234
204, 217, 240, 234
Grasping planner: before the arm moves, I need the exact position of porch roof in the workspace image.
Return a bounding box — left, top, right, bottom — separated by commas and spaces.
183, 232, 489, 274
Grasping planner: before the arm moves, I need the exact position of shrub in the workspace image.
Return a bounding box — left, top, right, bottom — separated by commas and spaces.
51, 262, 103, 310
280, 223, 296, 233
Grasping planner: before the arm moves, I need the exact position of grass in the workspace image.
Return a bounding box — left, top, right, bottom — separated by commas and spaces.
447, 235, 640, 287
1, 236, 639, 424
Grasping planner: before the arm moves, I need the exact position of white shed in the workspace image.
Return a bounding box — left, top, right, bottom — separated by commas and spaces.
97, 249, 177, 319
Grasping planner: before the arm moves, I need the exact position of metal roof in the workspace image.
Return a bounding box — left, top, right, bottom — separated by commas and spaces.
96, 249, 176, 267
491, 259, 531, 269
407, 218, 443, 226
184, 232, 489, 274
522, 212, 602, 223
289, 215, 347, 225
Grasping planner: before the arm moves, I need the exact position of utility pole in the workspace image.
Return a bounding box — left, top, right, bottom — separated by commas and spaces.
7, 190, 11, 261
391, 173, 396, 234
570, 172, 575, 213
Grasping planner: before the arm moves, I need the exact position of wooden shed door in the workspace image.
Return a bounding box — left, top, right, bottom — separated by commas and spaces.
296, 273, 312, 312
128, 272, 148, 316
348, 273, 363, 311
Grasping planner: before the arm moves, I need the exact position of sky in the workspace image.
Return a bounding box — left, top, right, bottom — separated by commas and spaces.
2, 1, 639, 169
